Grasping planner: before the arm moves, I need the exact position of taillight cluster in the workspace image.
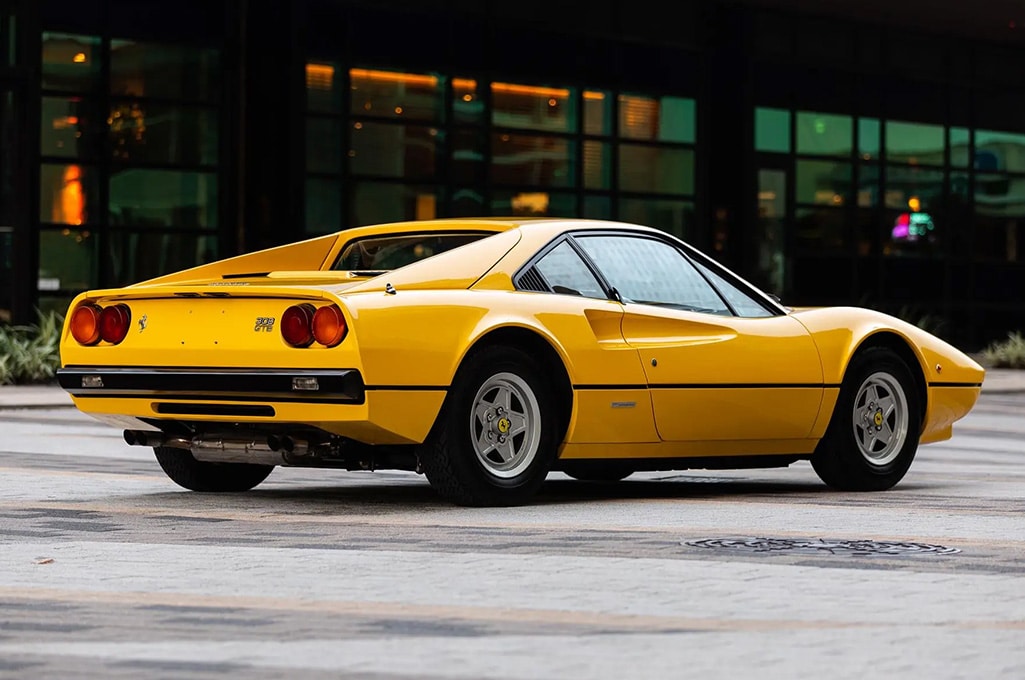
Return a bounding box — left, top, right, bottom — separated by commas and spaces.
281, 303, 347, 348
69, 303, 132, 346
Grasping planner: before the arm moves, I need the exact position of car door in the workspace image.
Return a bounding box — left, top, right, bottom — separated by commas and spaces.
573, 233, 825, 443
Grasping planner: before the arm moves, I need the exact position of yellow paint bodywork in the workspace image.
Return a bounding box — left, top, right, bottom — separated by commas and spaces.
59, 218, 984, 462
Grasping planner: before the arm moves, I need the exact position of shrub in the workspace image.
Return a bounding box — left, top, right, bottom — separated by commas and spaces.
0, 310, 64, 385
981, 331, 1025, 369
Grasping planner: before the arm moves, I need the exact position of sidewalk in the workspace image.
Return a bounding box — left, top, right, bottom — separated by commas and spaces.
2, 368, 1024, 410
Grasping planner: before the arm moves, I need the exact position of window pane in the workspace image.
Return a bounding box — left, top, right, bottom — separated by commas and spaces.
691, 259, 774, 317
350, 182, 439, 226
40, 96, 100, 159
618, 145, 694, 195
349, 68, 442, 122
857, 163, 879, 207
492, 81, 575, 133
451, 187, 485, 216
583, 195, 611, 219
583, 90, 610, 136
349, 121, 438, 179
306, 117, 341, 173
886, 210, 940, 256
976, 174, 1025, 218
858, 117, 880, 160
884, 165, 943, 211
618, 198, 693, 240
39, 163, 98, 225
107, 231, 217, 286
452, 78, 482, 125
306, 62, 340, 112
305, 177, 340, 234
577, 236, 729, 314
110, 102, 218, 165
42, 33, 100, 92
109, 169, 217, 228
885, 121, 944, 165
949, 127, 970, 168
796, 159, 852, 205
39, 227, 96, 291
755, 107, 790, 153
490, 191, 576, 217
534, 240, 606, 298
796, 111, 852, 156
491, 133, 574, 188
452, 128, 484, 184
973, 214, 1024, 263
618, 94, 695, 143
110, 40, 219, 102
583, 140, 610, 190
0, 228, 10, 322
976, 130, 1025, 173
795, 206, 847, 251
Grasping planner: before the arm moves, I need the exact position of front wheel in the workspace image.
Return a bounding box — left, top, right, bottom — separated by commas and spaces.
811, 347, 921, 491
153, 446, 274, 492
420, 345, 560, 506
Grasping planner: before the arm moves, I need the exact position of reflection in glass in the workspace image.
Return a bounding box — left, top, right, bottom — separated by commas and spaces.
857, 163, 879, 207
858, 117, 880, 160
976, 130, 1025, 173
491, 191, 576, 217
306, 62, 340, 112
618, 94, 695, 143
583, 141, 610, 190
796, 159, 852, 205
349, 68, 442, 122
885, 120, 943, 164
109, 102, 218, 165
451, 187, 485, 216
795, 206, 846, 250
491, 133, 574, 187
618, 197, 692, 239
796, 112, 852, 157
883, 165, 943, 210
451, 128, 484, 184
38, 227, 96, 290
973, 215, 1023, 263
305, 178, 340, 234
975, 174, 1025, 217
350, 182, 439, 226
583, 195, 611, 219
42, 33, 101, 92
40, 96, 99, 159
756, 168, 786, 295
109, 169, 217, 228
618, 144, 693, 195
491, 81, 575, 133
349, 121, 437, 179
110, 40, 219, 101
949, 127, 970, 168
39, 163, 97, 225
755, 107, 790, 153
583, 90, 610, 136
107, 231, 218, 286
306, 117, 341, 173
453, 78, 482, 125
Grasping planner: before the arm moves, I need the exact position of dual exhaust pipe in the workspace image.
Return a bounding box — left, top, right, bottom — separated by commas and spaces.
124, 429, 309, 465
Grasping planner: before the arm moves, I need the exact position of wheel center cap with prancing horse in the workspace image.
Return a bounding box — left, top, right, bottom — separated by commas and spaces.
496, 417, 511, 434
873, 409, 884, 428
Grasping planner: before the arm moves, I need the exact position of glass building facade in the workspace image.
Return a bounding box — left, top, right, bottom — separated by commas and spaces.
2, 0, 1024, 351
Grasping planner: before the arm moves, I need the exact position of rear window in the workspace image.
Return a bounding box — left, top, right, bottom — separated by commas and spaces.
332, 232, 492, 271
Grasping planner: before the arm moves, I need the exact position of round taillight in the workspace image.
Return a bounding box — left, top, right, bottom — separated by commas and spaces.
281, 304, 315, 347
70, 304, 102, 345
312, 304, 347, 347
98, 304, 132, 344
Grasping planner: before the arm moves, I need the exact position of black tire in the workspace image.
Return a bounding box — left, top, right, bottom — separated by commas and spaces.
419, 345, 561, 506
811, 347, 921, 491
153, 446, 274, 492
561, 462, 634, 482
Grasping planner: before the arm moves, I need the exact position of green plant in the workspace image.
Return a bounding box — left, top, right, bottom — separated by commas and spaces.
894, 305, 949, 339
981, 331, 1025, 369
0, 310, 64, 385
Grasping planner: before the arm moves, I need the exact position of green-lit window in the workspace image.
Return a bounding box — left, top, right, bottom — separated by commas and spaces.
110, 40, 219, 102
796, 159, 852, 205
491, 133, 575, 187
491, 82, 576, 133
796, 112, 852, 157
858, 118, 880, 160
452, 78, 482, 126
109, 102, 218, 166
305, 178, 341, 234
755, 107, 791, 153
976, 130, 1025, 173
583, 195, 612, 219
42, 33, 101, 92
38, 228, 97, 291
109, 169, 217, 229
350, 182, 440, 226
885, 121, 944, 165
349, 121, 438, 179
306, 62, 341, 113
452, 128, 485, 184
306, 118, 341, 173
949, 127, 970, 168
618, 94, 695, 143
618, 145, 694, 195
618, 198, 694, 240
883, 165, 943, 211
349, 68, 443, 122
795, 206, 846, 250
107, 232, 217, 287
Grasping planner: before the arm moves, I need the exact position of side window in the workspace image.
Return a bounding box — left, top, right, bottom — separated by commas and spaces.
531, 240, 607, 299
576, 235, 730, 315
692, 259, 775, 318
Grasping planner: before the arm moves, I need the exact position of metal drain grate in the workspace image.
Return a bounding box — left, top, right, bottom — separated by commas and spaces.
684, 537, 960, 556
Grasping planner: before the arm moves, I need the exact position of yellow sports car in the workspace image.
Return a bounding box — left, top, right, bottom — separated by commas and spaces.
57, 218, 985, 506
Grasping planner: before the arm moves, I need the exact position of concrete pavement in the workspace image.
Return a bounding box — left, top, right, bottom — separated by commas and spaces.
3, 367, 1023, 410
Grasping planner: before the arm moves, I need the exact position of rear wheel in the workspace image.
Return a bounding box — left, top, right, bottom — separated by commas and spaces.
420, 345, 560, 506
811, 347, 921, 491
153, 446, 274, 492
